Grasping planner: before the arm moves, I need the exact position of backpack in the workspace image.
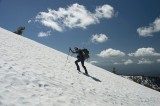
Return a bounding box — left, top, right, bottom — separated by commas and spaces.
81, 48, 90, 59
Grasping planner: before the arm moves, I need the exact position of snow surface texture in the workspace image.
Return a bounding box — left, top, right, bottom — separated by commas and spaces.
0, 27, 160, 106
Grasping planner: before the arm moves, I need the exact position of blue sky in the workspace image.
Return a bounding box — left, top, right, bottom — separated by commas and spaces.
0, 0, 160, 76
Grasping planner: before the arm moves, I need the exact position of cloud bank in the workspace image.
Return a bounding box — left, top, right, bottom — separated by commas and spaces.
128, 47, 160, 57
157, 59, 160, 63
89, 61, 98, 64
138, 58, 153, 64
124, 59, 133, 65
35, 3, 115, 32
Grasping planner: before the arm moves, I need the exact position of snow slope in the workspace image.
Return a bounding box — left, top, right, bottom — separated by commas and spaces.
0, 27, 160, 106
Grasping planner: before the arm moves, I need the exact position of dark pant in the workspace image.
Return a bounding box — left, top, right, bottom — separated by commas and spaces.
75, 58, 88, 74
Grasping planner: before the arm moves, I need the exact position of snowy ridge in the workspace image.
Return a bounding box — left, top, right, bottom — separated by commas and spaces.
0, 27, 160, 106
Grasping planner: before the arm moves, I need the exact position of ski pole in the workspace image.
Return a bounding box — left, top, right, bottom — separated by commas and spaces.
64, 48, 71, 67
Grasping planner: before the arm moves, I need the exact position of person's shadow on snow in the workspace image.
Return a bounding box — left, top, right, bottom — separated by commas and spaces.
83, 73, 102, 82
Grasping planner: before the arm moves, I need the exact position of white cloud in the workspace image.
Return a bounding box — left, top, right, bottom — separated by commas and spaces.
28, 20, 31, 23
40, 20, 63, 32
157, 59, 160, 63
62, 4, 97, 29
95, 4, 114, 18
137, 17, 160, 37
138, 58, 153, 64
97, 48, 125, 58
89, 61, 98, 64
113, 62, 121, 65
91, 34, 108, 43
35, 3, 115, 32
38, 31, 51, 37
124, 59, 133, 65
128, 47, 160, 57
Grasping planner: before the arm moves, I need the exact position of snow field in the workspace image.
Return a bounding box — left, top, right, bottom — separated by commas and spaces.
0, 27, 160, 106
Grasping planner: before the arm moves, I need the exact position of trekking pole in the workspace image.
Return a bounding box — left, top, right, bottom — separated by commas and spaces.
68, 51, 73, 63
64, 48, 71, 67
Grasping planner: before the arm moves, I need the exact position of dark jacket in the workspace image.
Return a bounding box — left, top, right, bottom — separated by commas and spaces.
70, 49, 84, 60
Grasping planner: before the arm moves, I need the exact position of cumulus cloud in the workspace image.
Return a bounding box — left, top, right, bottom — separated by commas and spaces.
40, 19, 63, 32
137, 17, 160, 37
89, 61, 98, 64
138, 58, 153, 64
28, 20, 31, 23
97, 48, 125, 58
91, 34, 108, 43
157, 59, 160, 63
124, 59, 133, 65
128, 47, 160, 57
113, 62, 121, 65
95, 4, 114, 19
38, 31, 51, 37
35, 3, 115, 32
